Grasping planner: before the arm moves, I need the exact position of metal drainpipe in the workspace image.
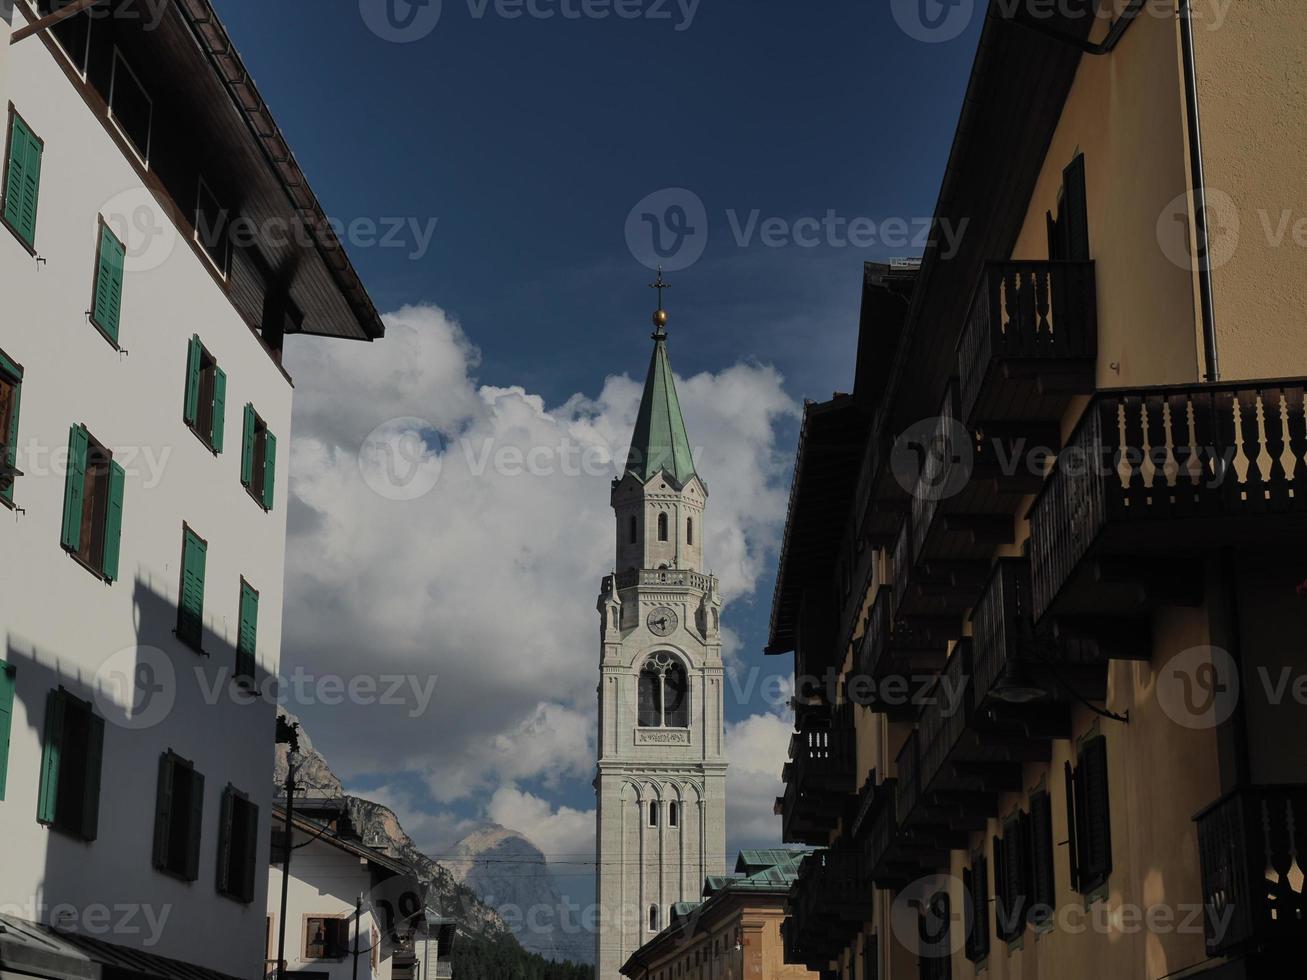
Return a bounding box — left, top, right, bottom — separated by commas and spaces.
1179, 0, 1221, 382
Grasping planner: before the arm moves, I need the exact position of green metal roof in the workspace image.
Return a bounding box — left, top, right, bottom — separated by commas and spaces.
625, 332, 697, 486
735, 849, 807, 876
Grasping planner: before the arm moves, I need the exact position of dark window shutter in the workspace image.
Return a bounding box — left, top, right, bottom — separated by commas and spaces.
5, 113, 41, 248
37, 689, 65, 824
153, 752, 175, 869
60, 425, 89, 552
237, 582, 258, 678
210, 367, 227, 453
178, 530, 207, 647
183, 336, 202, 427
3, 114, 28, 234
1064, 761, 1081, 893
1081, 735, 1113, 887
0, 662, 15, 801
1062, 154, 1090, 262
1028, 791, 1056, 925
81, 711, 104, 841
185, 769, 205, 882
92, 223, 125, 341
216, 785, 234, 894
102, 460, 125, 583
261, 431, 276, 510
240, 800, 259, 902
2, 358, 22, 505
965, 856, 990, 962
240, 404, 256, 486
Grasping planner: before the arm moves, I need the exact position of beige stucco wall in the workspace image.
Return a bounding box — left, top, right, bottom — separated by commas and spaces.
1011, 5, 1200, 388
626, 901, 813, 980
1188, 0, 1307, 380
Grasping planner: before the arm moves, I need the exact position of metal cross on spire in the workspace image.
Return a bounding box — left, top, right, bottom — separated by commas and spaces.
649, 267, 671, 336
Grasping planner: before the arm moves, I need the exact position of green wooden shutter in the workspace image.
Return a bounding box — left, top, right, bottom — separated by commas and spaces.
1063, 154, 1090, 263
179, 529, 207, 647
237, 582, 258, 678
215, 786, 234, 894
0, 662, 15, 801
240, 404, 255, 487
1028, 791, 1055, 925
185, 768, 205, 882
2, 361, 21, 505
92, 224, 126, 342
153, 753, 175, 869
240, 800, 259, 902
102, 460, 125, 582
210, 367, 227, 453
81, 711, 104, 841
60, 425, 89, 552
37, 689, 65, 825
183, 336, 202, 427
4, 114, 40, 248
1064, 761, 1081, 893
2, 116, 25, 232
1081, 735, 1113, 886
261, 431, 276, 510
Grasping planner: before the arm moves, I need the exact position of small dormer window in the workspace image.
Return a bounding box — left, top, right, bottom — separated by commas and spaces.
657, 513, 669, 542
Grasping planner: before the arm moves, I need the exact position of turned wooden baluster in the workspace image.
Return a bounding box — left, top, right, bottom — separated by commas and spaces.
1285, 386, 1307, 512
1120, 395, 1149, 515
1262, 388, 1291, 512
1237, 388, 1269, 514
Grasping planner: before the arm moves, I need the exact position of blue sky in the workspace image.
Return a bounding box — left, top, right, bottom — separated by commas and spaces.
219, 0, 984, 941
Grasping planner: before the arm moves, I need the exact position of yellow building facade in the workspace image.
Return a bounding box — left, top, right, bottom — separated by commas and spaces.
767, 4, 1307, 980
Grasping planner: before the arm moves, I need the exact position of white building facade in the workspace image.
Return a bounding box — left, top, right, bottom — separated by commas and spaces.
594, 303, 727, 979
0, 2, 382, 978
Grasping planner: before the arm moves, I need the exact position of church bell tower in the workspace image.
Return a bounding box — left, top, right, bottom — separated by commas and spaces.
594, 274, 727, 978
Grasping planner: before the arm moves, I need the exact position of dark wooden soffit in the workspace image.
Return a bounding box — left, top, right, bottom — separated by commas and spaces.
766, 395, 869, 655
879, 1, 1095, 434
127, 0, 385, 342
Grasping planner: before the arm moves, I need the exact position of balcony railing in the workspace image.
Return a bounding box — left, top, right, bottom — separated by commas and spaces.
916, 642, 974, 808
785, 844, 874, 971
957, 260, 1097, 427
610, 568, 717, 592
778, 704, 857, 844
1028, 380, 1307, 620
1195, 784, 1307, 957
896, 732, 921, 830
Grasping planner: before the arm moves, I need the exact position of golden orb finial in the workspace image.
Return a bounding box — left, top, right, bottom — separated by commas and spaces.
648, 267, 671, 337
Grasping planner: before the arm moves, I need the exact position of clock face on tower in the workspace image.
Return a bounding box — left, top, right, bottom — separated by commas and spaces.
646, 606, 679, 637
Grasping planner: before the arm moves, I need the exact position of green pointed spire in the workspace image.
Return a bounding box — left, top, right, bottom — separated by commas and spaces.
626, 278, 696, 485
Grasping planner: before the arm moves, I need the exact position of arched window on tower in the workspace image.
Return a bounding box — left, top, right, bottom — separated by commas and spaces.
628, 514, 638, 545
637, 668, 662, 728
664, 661, 689, 728
638, 655, 690, 728
657, 512, 669, 542
649, 801, 659, 827
686, 516, 694, 546
649, 905, 659, 932
668, 801, 679, 827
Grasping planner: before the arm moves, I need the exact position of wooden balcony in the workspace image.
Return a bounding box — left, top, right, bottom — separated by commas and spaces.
1027, 380, 1307, 621
853, 409, 908, 546
1195, 784, 1307, 958
957, 260, 1097, 429
784, 845, 874, 971
855, 586, 955, 719
778, 704, 857, 845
